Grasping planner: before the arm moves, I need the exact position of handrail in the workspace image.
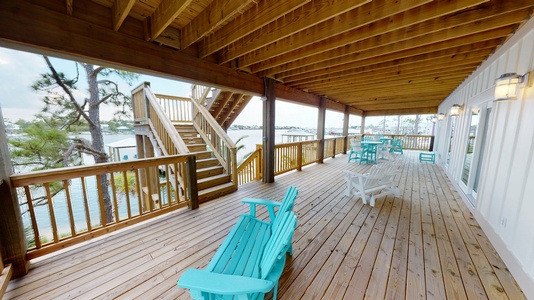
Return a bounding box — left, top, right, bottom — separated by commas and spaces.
191, 84, 211, 105
11, 155, 196, 259
190, 85, 237, 184
144, 87, 190, 154
236, 148, 262, 185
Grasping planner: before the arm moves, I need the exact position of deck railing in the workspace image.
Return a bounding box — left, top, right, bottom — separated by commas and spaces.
236, 133, 432, 185
236, 148, 262, 185
11, 155, 197, 259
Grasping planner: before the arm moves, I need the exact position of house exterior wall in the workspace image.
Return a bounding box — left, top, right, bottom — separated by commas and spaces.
434, 17, 534, 298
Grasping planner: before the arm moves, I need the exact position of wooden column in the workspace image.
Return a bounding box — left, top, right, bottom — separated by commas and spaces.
0, 109, 28, 278
186, 156, 198, 209
360, 112, 366, 135
342, 105, 350, 154
317, 97, 327, 163
262, 78, 276, 183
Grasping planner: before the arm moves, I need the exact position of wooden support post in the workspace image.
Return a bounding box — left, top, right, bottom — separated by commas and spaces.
0, 109, 28, 278
186, 155, 198, 209
342, 105, 350, 154
360, 112, 366, 135
317, 97, 327, 163
262, 78, 276, 183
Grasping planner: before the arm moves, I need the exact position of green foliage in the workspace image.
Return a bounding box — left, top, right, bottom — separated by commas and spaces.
9, 119, 74, 170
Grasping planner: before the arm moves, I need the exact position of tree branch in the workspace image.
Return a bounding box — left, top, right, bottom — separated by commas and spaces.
43, 56, 96, 127
97, 94, 114, 106
92, 66, 106, 77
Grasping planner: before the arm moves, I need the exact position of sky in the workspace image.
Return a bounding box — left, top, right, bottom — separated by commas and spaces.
0, 47, 361, 129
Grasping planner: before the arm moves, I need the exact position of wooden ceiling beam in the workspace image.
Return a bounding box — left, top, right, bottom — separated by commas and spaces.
249, 0, 490, 72
218, 0, 371, 64
318, 78, 467, 96
239, 0, 434, 68
181, 0, 255, 49
348, 97, 448, 107
112, 0, 135, 31
268, 10, 526, 78
66, 0, 74, 16
356, 100, 442, 111
363, 107, 438, 116
149, 0, 193, 41
282, 39, 502, 84
0, 1, 322, 108
198, 0, 311, 58
344, 92, 450, 103
293, 61, 482, 90
327, 83, 462, 99
275, 26, 514, 80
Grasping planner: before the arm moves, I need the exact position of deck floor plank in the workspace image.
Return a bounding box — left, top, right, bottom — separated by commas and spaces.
5, 151, 525, 299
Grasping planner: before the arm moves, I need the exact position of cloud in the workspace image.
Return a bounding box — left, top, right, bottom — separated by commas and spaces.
0, 48, 47, 120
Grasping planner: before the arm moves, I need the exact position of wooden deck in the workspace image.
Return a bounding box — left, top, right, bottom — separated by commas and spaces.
5, 151, 525, 299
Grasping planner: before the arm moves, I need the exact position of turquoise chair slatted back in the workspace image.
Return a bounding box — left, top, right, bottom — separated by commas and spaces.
260, 211, 297, 279
278, 186, 298, 214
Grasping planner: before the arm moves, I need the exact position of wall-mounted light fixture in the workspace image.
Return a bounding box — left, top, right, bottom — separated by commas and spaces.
472, 106, 480, 115
450, 104, 462, 116
494, 72, 532, 101
431, 115, 438, 123
437, 113, 445, 121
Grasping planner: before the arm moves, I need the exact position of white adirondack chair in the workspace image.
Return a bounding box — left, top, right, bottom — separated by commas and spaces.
344, 162, 401, 206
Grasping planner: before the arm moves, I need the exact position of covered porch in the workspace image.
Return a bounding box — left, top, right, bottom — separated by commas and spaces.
5, 151, 524, 299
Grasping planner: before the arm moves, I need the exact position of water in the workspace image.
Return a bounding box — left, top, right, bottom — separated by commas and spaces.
20, 131, 329, 242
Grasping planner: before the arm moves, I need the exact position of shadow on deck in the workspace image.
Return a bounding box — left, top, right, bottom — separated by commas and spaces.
5, 151, 524, 299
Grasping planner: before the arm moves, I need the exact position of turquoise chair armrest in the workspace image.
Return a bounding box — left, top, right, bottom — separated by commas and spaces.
178, 269, 274, 295
242, 198, 281, 221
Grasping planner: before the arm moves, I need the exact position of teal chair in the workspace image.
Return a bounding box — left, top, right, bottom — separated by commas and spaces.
390, 139, 403, 154
348, 139, 366, 164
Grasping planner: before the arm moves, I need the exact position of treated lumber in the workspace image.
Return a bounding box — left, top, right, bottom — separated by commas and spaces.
250, 0, 488, 72
273, 25, 514, 79
219, 0, 371, 64
241, 0, 432, 68
199, 0, 311, 57
281, 39, 503, 83
181, 0, 255, 49
112, 0, 136, 31
149, 0, 192, 41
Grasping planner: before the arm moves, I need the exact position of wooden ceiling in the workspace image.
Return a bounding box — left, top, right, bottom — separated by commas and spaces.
1, 0, 533, 116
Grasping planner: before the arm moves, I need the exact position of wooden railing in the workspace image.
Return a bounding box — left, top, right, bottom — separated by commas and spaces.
191, 84, 211, 105
363, 134, 432, 150
236, 148, 262, 185
324, 136, 346, 158
155, 94, 193, 123
191, 84, 238, 185
11, 155, 197, 259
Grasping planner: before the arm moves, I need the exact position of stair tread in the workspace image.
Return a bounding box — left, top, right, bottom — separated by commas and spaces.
198, 173, 230, 183
197, 165, 224, 172
198, 182, 236, 196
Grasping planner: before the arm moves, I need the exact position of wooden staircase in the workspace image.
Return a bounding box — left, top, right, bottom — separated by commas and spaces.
175, 123, 236, 202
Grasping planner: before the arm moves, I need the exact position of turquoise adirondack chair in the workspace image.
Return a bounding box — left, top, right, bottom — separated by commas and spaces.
178, 211, 298, 300
390, 139, 404, 154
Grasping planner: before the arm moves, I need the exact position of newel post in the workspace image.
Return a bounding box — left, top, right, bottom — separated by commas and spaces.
186, 155, 199, 209
0, 108, 28, 278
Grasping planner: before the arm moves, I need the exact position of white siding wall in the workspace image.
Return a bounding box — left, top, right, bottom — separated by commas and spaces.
434, 17, 534, 298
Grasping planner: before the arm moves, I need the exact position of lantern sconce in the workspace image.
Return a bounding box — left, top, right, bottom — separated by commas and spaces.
494, 71, 532, 101
437, 113, 445, 121
472, 106, 480, 115
450, 104, 463, 116
431, 115, 438, 123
